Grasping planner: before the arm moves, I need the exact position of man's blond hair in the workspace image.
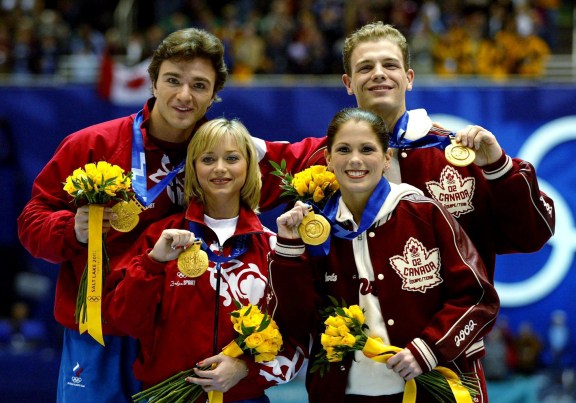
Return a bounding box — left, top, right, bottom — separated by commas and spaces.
342, 22, 410, 75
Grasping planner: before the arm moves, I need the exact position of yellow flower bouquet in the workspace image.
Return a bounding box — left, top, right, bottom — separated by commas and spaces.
270, 160, 339, 208
311, 297, 479, 403
63, 161, 132, 345
132, 302, 283, 403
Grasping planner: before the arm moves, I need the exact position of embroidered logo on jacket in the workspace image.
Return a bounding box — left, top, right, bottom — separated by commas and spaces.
425, 166, 475, 217
66, 362, 85, 388
150, 155, 185, 206
389, 237, 443, 293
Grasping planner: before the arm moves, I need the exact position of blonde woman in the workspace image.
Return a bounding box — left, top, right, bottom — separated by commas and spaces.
104, 118, 304, 403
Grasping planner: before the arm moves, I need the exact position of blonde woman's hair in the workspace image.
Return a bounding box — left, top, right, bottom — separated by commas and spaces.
342, 22, 410, 75
184, 118, 261, 212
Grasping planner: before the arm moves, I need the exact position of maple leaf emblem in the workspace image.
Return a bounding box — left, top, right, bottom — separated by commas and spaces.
425, 166, 475, 218
389, 237, 442, 293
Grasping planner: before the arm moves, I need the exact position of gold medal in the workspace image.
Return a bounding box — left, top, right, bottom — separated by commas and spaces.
445, 137, 476, 167
298, 208, 331, 246
177, 240, 209, 278
110, 198, 144, 232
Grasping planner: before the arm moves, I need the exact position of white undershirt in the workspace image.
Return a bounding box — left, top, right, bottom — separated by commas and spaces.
336, 199, 405, 396
203, 215, 239, 246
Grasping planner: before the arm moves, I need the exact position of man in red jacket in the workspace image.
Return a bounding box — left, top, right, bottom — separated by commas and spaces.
16, 27, 320, 403
260, 21, 554, 281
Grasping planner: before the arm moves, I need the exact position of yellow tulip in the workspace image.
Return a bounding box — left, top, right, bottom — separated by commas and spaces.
292, 178, 308, 196
325, 325, 340, 337
325, 347, 342, 362
347, 305, 365, 325
313, 186, 325, 203
341, 332, 357, 347
337, 324, 351, 337
245, 332, 265, 349
309, 165, 326, 176
63, 177, 76, 195
255, 339, 279, 354
325, 315, 346, 328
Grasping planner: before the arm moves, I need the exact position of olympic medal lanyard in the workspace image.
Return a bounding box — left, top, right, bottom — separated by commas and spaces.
188, 221, 250, 354
131, 110, 185, 207
390, 111, 453, 151
310, 178, 392, 256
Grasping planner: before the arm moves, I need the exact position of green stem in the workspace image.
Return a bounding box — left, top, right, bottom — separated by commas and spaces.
75, 264, 88, 324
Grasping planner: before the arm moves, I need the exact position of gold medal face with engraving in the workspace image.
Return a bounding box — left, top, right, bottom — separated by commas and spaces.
298, 209, 330, 246
445, 138, 476, 167
178, 241, 209, 278
110, 199, 142, 232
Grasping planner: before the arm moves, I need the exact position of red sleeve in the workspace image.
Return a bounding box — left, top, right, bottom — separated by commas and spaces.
103, 251, 165, 339
268, 237, 318, 357
484, 152, 555, 253
17, 135, 96, 263
259, 136, 327, 211
17, 123, 131, 263
408, 202, 500, 370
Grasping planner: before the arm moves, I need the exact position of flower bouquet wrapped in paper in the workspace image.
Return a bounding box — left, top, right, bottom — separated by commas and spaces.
311, 297, 479, 403
63, 161, 132, 345
269, 159, 339, 208
132, 302, 283, 403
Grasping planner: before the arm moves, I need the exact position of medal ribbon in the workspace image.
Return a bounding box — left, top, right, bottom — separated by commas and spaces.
187, 222, 250, 263
208, 341, 245, 403
188, 221, 250, 403
78, 204, 105, 346
361, 337, 473, 403
310, 178, 392, 256
131, 110, 185, 207
389, 111, 452, 151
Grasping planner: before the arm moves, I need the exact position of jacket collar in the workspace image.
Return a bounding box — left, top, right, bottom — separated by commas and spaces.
184, 198, 265, 238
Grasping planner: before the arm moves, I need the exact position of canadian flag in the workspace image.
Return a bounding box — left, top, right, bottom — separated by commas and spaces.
98, 52, 152, 106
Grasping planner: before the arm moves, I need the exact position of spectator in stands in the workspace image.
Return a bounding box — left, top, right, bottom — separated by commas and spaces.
515, 321, 543, 375
483, 327, 510, 380
548, 309, 571, 382
0, 0, 560, 78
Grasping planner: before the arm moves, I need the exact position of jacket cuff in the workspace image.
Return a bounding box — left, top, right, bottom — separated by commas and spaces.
274, 237, 305, 258
143, 249, 168, 274
482, 150, 512, 180
407, 338, 438, 372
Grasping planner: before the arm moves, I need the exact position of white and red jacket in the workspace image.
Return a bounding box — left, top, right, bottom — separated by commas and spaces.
260, 108, 555, 281
269, 183, 500, 403
103, 200, 305, 400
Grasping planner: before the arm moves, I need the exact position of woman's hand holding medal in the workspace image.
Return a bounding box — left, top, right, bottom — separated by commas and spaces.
148, 230, 209, 277
276, 201, 330, 245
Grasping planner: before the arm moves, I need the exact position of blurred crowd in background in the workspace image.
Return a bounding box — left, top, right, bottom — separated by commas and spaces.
0, 0, 571, 80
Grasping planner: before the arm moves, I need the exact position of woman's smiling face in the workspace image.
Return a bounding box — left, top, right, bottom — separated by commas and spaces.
326, 119, 390, 202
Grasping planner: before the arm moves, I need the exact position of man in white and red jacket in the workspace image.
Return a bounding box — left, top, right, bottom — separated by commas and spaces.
259, 22, 554, 282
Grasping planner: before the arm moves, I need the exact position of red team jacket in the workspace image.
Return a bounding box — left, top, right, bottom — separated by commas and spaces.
16, 98, 324, 333
259, 108, 555, 281
102, 200, 305, 400
269, 183, 501, 402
